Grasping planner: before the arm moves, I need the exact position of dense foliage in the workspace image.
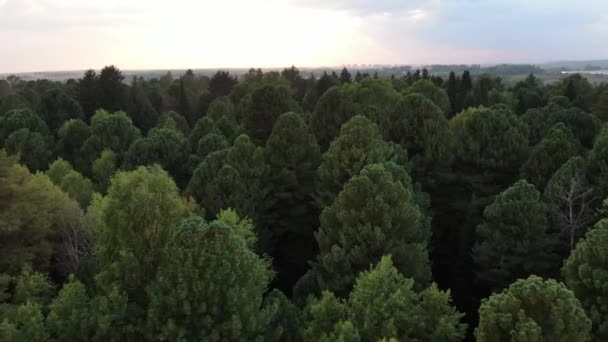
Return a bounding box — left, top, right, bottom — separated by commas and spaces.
1, 65, 608, 341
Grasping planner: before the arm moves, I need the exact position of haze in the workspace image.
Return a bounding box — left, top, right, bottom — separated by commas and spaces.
1, 0, 607, 73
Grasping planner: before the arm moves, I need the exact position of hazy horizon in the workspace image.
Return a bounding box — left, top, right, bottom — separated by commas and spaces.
1, 0, 608, 73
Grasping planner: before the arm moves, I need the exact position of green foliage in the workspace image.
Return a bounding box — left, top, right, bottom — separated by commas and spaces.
520, 123, 580, 189
589, 126, 608, 196
91, 149, 116, 193
1, 301, 49, 342
55, 119, 91, 171
127, 81, 159, 133
451, 106, 529, 172
242, 84, 297, 144
188, 116, 218, 151
311, 86, 357, 150
156, 110, 189, 136
402, 79, 451, 114
195, 132, 228, 161
95, 165, 188, 324
13, 265, 56, 308
82, 109, 141, 165
316, 115, 389, 208
124, 127, 189, 186
264, 289, 303, 342
475, 275, 591, 342
146, 215, 275, 341
473, 180, 558, 290
47, 158, 94, 208
186, 149, 230, 217
262, 112, 320, 284
551, 107, 602, 149
316, 164, 431, 295
304, 256, 465, 342
0, 152, 75, 275
0, 108, 49, 142
563, 220, 608, 340
46, 277, 93, 341
4, 128, 52, 171
388, 93, 453, 174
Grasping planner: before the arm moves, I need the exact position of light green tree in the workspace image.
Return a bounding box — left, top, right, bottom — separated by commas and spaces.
475, 275, 591, 342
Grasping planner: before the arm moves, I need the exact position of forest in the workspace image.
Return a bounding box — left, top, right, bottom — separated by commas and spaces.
1, 65, 608, 341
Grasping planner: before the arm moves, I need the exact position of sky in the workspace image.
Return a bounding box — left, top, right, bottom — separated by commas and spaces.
1, 0, 607, 73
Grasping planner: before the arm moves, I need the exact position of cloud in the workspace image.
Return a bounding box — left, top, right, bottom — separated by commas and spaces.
1, 0, 608, 72
0, 0, 149, 31
288, 0, 434, 16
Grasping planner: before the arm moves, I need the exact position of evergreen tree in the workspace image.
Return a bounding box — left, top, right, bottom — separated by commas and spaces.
475, 275, 591, 342
402, 79, 451, 114
146, 214, 276, 341
98, 65, 125, 112
78, 69, 99, 118
304, 257, 465, 341
124, 128, 190, 186
520, 123, 580, 190
242, 84, 296, 144
388, 93, 453, 176
316, 115, 389, 208
563, 220, 608, 340
589, 126, 608, 196
339, 67, 352, 84
446, 71, 459, 116
46, 277, 93, 341
95, 165, 188, 336
473, 180, 559, 291
451, 106, 529, 174
315, 164, 431, 295
263, 112, 320, 289
310, 86, 357, 150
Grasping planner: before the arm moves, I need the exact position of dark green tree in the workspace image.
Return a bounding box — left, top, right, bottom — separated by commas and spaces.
124, 128, 190, 186
310, 86, 357, 150
242, 84, 297, 144
339, 67, 352, 84
263, 112, 321, 289
473, 180, 559, 291
56, 119, 91, 171
520, 123, 580, 190
316, 115, 389, 208
451, 106, 529, 174
588, 126, 608, 196
98, 65, 126, 111
315, 164, 431, 295
77, 69, 100, 117
388, 93, 453, 176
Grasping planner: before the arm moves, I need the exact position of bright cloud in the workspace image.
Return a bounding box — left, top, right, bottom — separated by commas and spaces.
0, 0, 607, 72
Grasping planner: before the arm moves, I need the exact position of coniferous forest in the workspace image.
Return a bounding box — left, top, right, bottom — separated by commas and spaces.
2, 65, 608, 341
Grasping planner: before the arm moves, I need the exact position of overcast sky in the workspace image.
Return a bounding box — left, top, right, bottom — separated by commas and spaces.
1, 0, 607, 73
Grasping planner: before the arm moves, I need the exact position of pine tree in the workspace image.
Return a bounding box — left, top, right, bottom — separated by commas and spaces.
146, 214, 275, 341
304, 256, 465, 341
563, 220, 608, 340
520, 123, 580, 190
473, 180, 559, 291
315, 164, 431, 295
316, 115, 389, 208
476, 275, 591, 342
262, 112, 321, 289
